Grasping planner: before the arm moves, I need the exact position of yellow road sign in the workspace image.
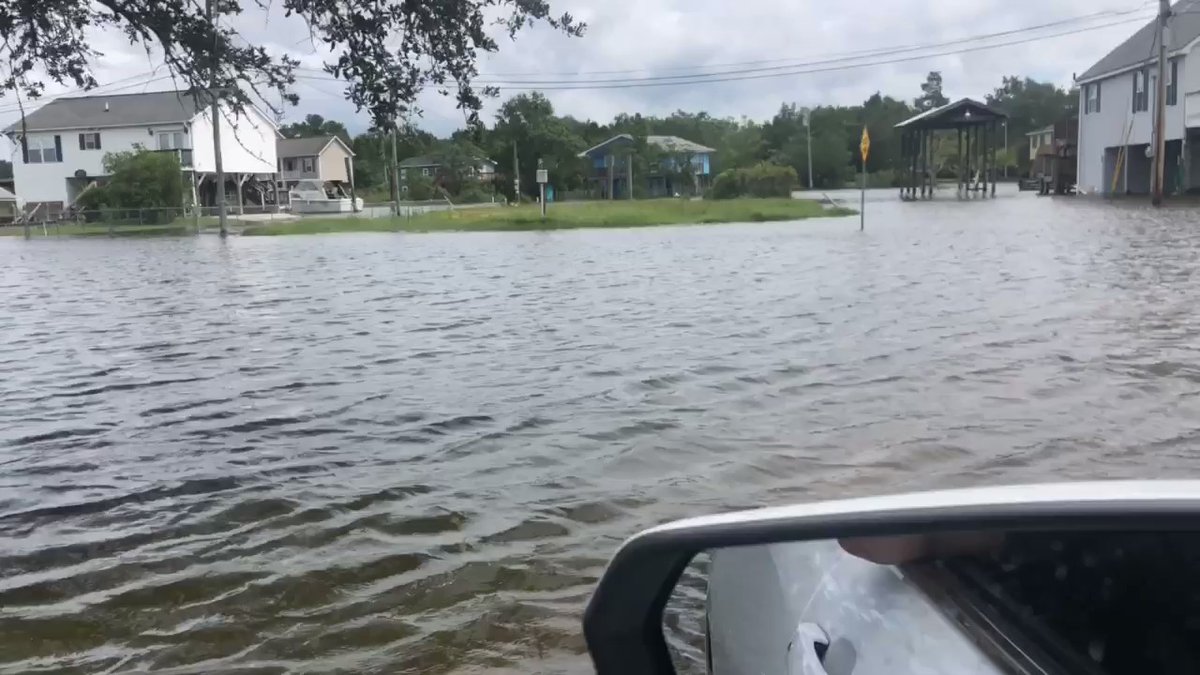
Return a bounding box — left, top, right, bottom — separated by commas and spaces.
860, 126, 871, 162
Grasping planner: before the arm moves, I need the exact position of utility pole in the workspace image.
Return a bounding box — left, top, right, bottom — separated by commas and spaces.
1152, 0, 1171, 206
512, 141, 520, 204
206, 0, 227, 237
1003, 121, 1009, 179
389, 125, 400, 211
804, 108, 814, 189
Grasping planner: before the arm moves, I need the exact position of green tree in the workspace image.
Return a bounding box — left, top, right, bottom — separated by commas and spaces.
489, 93, 587, 198
429, 139, 491, 195
350, 125, 437, 190
858, 92, 914, 173
281, 114, 350, 143
3, 0, 582, 129
77, 148, 184, 209
915, 71, 950, 112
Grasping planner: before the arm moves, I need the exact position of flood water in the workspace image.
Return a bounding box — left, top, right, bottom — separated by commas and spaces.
5, 187, 1200, 673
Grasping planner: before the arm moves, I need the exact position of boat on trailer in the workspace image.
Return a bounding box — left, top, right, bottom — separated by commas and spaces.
287, 179, 363, 214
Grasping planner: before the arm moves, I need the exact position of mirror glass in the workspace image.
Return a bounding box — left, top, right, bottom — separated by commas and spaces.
665, 530, 1200, 675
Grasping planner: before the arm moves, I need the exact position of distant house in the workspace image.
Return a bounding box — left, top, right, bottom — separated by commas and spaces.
397, 155, 497, 189
0, 186, 18, 222
578, 134, 715, 199
1, 90, 278, 218
1027, 125, 1054, 161
1075, 4, 1200, 195
276, 135, 356, 198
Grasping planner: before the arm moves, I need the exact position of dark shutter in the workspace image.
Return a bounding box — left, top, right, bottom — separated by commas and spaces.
95, 133, 100, 150
1133, 73, 1138, 113
1096, 82, 1101, 113
78, 133, 85, 150
53, 135, 62, 162
20, 136, 28, 164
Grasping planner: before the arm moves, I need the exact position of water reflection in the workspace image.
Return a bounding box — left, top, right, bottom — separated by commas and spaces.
4, 189, 1200, 671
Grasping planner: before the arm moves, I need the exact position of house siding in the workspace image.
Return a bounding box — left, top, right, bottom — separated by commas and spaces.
190, 106, 277, 175
11, 102, 277, 206
279, 156, 321, 181
318, 142, 352, 183
1078, 58, 1188, 195
13, 126, 164, 203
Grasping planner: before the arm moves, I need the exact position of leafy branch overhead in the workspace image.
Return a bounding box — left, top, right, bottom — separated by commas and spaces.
0, 0, 584, 127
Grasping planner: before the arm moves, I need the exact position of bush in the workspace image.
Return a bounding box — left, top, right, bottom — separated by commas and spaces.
402, 174, 436, 201
454, 184, 496, 204
710, 163, 798, 199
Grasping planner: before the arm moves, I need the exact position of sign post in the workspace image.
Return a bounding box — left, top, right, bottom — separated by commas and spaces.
536, 159, 549, 218
859, 126, 870, 232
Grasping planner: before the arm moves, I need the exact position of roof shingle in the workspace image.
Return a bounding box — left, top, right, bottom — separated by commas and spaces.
1078, 1, 1200, 82
3, 91, 204, 133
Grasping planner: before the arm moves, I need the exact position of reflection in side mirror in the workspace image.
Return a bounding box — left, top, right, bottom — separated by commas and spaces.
585, 483, 1200, 675
691, 531, 1199, 675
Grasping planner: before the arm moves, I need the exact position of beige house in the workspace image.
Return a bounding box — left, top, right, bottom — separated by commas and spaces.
276, 135, 356, 197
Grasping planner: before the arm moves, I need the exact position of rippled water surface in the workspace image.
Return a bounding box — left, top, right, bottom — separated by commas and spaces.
6, 189, 1200, 673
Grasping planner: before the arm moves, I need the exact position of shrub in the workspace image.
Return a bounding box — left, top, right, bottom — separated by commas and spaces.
709, 163, 798, 199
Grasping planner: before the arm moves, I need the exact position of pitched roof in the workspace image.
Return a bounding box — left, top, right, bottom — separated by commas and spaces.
1078, 1, 1200, 82
398, 155, 440, 168
277, 135, 354, 157
3, 90, 204, 133
578, 133, 715, 158
894, 98, 1007, 130
647, 135, 715, 153
397, 154, 495, 169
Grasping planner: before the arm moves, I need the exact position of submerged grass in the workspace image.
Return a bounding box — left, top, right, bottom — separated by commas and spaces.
241, 198, 853, 236
0, 222, 194, 237
0, 199, 852, 238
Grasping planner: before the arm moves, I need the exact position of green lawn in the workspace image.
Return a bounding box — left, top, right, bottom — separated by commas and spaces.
241, 198, 853, 236
0, 222, 195, 237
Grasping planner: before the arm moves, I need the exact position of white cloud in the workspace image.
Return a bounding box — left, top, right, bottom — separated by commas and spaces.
0, 0, 1159, 143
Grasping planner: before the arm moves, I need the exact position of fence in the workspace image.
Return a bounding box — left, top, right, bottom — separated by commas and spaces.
2, 200, 507, 238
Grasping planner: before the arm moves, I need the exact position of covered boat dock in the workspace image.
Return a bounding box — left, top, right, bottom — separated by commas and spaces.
895, 98, 1008, 201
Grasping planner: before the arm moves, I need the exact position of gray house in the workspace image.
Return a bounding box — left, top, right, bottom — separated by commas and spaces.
1076, 1, 1200, 195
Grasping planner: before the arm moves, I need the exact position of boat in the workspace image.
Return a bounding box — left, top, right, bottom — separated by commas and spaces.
287, 179, 363, 214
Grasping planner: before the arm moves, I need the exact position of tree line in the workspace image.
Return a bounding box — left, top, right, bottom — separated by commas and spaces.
288, 72, 1077, 201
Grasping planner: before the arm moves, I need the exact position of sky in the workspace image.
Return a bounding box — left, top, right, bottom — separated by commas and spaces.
0, 0, 1161, 143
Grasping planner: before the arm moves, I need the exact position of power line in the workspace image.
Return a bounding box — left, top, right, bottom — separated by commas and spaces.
0, 72, 171, 116
297, 2, 1154, 80
293, 14, 1150, 92
290, 4, 1154, 84
0, 2, 1155, 119
483, 2, 1155, 80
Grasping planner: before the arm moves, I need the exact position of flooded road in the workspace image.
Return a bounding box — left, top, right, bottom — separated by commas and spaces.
4, 188, 1200, 673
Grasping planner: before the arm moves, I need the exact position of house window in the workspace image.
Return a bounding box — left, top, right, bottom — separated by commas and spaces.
284, 158, 296, 172
422, 168, 430, 176
1085, 82, 1101, 114
1168, 59, 1178, 106
79, 132, 101, 150
302, 157, 315, 173
24, 135, 61, 164
400, 169, 407, 179
1133, 69, 1149, 113
156, 131, 185, 150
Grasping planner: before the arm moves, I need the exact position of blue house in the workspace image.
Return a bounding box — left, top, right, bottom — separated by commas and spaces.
578, 134, 715, 198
